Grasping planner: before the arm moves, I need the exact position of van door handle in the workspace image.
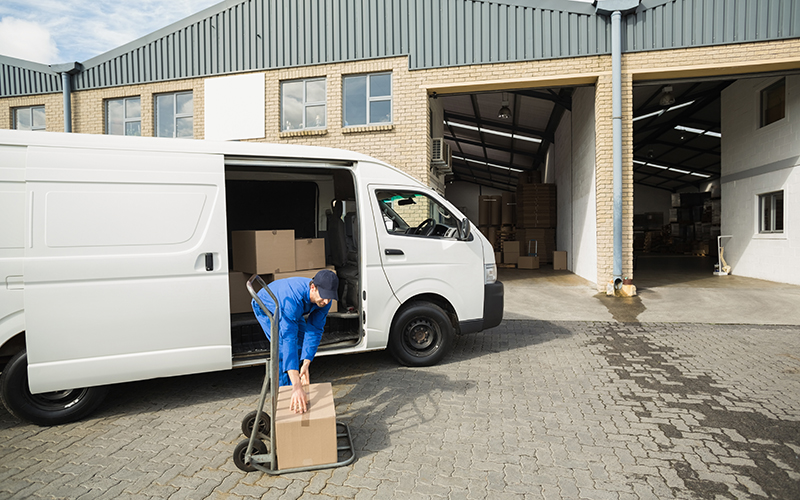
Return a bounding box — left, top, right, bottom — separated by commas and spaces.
385, 249, 404, 256
205, 253, 214, 271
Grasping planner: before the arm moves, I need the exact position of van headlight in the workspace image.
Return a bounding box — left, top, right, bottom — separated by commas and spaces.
485, 263, 497, 284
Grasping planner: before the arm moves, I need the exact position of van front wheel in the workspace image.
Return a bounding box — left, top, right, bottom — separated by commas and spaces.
389, 302, 453, 367
0, 349, 109, 426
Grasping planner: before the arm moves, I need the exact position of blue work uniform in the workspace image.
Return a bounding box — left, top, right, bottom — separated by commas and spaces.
251, 277, 332, 387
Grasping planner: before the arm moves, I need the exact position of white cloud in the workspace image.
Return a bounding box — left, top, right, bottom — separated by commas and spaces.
0, 17, 60, 64
0, 0, 220, 63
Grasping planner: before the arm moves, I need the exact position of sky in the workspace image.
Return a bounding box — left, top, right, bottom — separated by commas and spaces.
0, 0, 595, 66
0, 0, 221, 64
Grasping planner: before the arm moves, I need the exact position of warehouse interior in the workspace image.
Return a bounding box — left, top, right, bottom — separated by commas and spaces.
435, 84, 600, 286
436, 80, 731, 284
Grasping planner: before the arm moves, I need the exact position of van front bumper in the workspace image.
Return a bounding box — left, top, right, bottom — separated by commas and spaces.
458, 281, 504, 334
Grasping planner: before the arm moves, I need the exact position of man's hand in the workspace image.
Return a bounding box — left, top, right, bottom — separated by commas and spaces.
287, 368, 309, 414
299, 359, 311, 386
290, 384, 308, 413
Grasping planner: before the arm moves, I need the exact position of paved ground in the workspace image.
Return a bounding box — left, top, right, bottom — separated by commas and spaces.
2, 319, 799, 499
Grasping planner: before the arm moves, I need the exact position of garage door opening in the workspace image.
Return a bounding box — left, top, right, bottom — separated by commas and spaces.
632, 79, 731, 284
432, 84, 597, 284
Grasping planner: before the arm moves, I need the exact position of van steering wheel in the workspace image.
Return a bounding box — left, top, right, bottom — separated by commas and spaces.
415, 218, 436, 236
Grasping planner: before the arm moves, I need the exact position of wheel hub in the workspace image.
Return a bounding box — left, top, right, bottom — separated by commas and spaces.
407, 319, 435, 349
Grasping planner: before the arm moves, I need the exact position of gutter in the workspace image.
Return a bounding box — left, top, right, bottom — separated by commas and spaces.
50, 62, 82, 133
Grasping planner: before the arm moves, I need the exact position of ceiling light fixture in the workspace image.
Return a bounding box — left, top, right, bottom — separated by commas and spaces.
445, 121, 542, 143
498, 93, 512, 119
659, 86, 676, 107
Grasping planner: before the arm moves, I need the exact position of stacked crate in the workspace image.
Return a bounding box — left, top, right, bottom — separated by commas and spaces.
668, 192, 719, 255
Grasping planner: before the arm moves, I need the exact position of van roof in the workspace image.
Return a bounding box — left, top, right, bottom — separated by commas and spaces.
0, 129, 389, 167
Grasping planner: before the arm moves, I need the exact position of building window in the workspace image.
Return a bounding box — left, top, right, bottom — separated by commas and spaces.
343, 73, 392, 127
281, 78, 326, 131
759, 191, 784, 233
156, 92, 193, 138
14, 106, 46, 131
760, 78, 785, 128
106, 97, 141, 136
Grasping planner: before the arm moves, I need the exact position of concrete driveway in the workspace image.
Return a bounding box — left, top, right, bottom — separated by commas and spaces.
501, 255, 800, 325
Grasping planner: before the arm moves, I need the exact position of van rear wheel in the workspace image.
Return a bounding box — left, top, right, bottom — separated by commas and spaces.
0, 349, 109, 426
389, 302, 453, 367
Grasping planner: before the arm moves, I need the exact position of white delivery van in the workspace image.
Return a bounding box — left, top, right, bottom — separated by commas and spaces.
0, 130, 503, 425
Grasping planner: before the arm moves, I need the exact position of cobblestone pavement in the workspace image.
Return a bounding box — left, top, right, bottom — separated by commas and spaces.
2, 321, 799, 500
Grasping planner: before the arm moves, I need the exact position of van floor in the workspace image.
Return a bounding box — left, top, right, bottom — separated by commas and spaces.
230, 312, 361, 357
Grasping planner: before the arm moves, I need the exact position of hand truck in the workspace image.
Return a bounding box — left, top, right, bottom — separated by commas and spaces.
232, 274, 356, 474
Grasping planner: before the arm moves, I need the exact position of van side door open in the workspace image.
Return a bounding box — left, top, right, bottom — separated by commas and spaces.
24, 146, 232, 394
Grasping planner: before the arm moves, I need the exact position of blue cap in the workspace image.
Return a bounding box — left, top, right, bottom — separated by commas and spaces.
312, 269, 339, 301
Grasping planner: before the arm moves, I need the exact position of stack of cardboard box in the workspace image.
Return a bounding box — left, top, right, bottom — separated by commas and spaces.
478, 193, 516, 261
228, 229, 336, 313
515, 176, 556, 264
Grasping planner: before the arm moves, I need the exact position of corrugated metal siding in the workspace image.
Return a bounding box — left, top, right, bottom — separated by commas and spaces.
626, 0, 800, 51
0, 57, 62, 97
71, 0, 606, 90
2, 0, 800, 97
411, 0, 607, 68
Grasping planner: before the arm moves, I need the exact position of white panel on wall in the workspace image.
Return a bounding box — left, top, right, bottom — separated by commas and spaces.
204, 73, 265, 141
570, 87, 597, 285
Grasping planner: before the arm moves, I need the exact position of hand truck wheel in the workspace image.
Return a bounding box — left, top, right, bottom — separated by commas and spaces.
233, 439, 269, 472
241, 410, 270, 438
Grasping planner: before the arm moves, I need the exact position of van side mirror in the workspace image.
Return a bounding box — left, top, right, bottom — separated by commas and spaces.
457, 217, 471, 241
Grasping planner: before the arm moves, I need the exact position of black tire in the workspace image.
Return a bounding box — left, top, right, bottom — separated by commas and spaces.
389, 302, 453, 367
233, 438, 268, 472
241, 410, 270, 438
0, 349, 109, 426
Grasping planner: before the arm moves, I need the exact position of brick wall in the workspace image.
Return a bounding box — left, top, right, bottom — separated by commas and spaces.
1, 93, 64, 132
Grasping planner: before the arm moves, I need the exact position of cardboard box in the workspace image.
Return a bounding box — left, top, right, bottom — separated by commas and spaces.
271, 267, 338, 312
553, 251, 567, 270
295, 238, 326, 271
232, 230, 295, 275
501, 240, 520, 253
229, 271, 254, 314
276, 383, 338, 469
503, 250, 519, 265
518, 256, 539, 269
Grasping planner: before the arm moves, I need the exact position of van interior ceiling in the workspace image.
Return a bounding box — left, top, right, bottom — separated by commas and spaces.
224, 162, 362, 366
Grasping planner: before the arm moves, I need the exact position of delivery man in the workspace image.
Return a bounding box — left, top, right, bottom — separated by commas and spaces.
252, 269, 339, 414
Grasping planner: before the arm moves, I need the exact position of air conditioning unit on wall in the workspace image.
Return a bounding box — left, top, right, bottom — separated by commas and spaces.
431, 137, 452, 175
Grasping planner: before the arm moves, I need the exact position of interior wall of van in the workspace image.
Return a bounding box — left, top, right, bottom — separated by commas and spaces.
224, 166, 363, 368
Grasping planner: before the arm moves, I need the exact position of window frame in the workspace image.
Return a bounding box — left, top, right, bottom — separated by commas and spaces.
105, 96, 142, 136
758, 190, 784, 234
14, 105, 46, 131
155, 91, 194, 138
759, 78, 786, 128
343, 72, 393, 127
280, 78, 327, 132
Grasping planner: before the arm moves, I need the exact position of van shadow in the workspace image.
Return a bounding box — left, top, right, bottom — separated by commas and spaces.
308, 318, 575, 459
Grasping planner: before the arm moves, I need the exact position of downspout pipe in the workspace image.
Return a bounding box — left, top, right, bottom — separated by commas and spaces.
595, 0, 639, 292
50, 62, 82, 133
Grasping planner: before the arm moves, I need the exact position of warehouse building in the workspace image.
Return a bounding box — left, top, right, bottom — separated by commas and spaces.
2, 0, 799, 288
